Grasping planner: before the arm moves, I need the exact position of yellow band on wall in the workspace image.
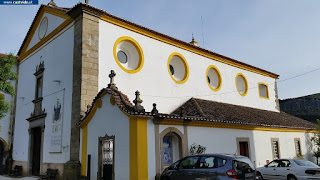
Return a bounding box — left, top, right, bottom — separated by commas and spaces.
130, 116, 149, 180
81, 126, 88, 176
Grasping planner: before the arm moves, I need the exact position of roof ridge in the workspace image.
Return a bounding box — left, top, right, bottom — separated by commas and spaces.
191, 98, 206, 117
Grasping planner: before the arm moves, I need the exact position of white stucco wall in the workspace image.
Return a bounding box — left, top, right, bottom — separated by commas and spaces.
13, 24, 74, 163
187, 126, 314, 168
153, 124, 315, 171
253, 131, 314, 167
27, 12, 65, 52
83, 94, 130, 180
99, 20, 278, 114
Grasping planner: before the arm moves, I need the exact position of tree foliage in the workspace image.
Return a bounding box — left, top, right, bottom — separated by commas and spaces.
0, 54, 17, 119
189, 143, 207, 155
311, 120, 320, 158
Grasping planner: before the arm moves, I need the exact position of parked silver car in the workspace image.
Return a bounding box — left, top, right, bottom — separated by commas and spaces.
160, 154, 256, 180
256, 159, 320, 180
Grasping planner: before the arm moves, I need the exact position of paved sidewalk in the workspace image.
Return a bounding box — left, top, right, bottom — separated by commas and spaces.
0, 175, 39, 180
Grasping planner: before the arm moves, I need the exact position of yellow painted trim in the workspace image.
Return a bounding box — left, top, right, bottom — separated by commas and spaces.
258, 82, 269, 100
38, 17, 48, 40
79, 99, 103, 128
19, 18, 74, 62
235, 73, 248, 97
113, 36, 144, 74
130, 116, 149, 180
110, 96, 115, 105
160, 120, 184, 126
100, 15, 278, 79
80, 126, 88, 176
160, 119, 316, 133
206, 65, 222, 92
44, 6, 69, 19
19, 6, 68, 56
0, 137, 9, 151
167, 52, 189, 84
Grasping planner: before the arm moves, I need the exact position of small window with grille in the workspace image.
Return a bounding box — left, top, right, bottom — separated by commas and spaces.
271, 138, 280, 159
294, 138, 302, 156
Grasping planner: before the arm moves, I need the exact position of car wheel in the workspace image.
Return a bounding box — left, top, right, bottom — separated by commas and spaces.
287, 175, 297, 180
257, 172, 263, 180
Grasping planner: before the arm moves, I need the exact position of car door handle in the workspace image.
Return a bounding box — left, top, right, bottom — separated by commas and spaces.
273, 169, 276, 170
287, 169, 290, 170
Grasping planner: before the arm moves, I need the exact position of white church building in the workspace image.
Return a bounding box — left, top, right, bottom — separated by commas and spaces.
12, 2, 316, 180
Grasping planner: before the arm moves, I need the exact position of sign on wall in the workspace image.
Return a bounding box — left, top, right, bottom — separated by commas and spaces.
49, 98, 63, 152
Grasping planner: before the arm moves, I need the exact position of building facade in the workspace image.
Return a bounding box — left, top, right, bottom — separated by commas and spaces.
14, 2, 316, 180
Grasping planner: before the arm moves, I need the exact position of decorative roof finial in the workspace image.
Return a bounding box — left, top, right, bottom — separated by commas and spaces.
47, 0, 57, 7
108, 70, 118, 90
151, 103, 159, 115
133, 90, 145, 112
189, 34, 198, 46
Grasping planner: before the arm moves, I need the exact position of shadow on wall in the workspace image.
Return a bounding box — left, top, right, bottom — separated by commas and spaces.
304, 132, 316, 163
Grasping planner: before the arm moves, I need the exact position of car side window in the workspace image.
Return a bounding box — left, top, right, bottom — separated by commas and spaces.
267, 161, 279, 167
169, 161, 179, 170
282, 160, 291, 167
180, 156, 199, 169
199, 156, 227, 168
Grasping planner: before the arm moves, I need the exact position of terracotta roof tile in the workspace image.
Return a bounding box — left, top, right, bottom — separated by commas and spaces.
171, 98, 316, 130
79, 87, 316, 131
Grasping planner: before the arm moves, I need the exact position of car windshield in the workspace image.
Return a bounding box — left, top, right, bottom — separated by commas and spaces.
293, 159, 319, 167
234, 157, 255, 170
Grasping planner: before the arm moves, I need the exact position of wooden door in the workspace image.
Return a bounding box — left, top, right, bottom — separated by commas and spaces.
32, 127, 41, 175
239, 141, 249, 158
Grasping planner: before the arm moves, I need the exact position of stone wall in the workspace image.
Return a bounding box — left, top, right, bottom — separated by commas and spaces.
66, 7, 100, 180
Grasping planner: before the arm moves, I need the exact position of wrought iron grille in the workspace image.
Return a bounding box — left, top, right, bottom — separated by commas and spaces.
102, 139, 114, 165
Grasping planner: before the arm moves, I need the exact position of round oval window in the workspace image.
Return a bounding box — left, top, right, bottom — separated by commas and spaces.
167, 52, 189, 84
117, 50, 128, 64
235, 73, 248, 96
113, 36, 144, 73
38, 17, 48, 40
206, 65, 222, 91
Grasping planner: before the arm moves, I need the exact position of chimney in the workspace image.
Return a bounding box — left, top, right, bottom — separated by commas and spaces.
85, 0, 89, 5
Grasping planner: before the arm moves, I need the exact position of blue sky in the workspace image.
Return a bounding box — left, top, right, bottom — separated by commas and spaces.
0, 0, 319, 99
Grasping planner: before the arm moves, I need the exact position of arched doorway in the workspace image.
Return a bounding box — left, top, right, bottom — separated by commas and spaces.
0, 139, 8, 175
160, 127, 184, 172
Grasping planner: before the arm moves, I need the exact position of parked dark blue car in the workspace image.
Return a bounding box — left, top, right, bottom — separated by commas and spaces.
160, 154, 256, 180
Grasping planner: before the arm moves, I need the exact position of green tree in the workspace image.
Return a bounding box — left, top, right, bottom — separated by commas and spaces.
0, 54, 17, 119
189, 143, 207, 155
311, 119, 320, 164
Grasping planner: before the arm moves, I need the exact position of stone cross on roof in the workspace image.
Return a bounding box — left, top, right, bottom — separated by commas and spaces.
108, 70, 118, 90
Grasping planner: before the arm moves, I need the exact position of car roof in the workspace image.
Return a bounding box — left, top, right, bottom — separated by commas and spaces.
189, 153, 248, 159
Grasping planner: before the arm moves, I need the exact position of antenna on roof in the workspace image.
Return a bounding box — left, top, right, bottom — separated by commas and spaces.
201, 16, 205, 47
